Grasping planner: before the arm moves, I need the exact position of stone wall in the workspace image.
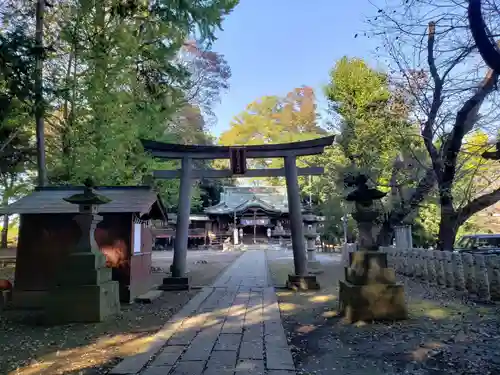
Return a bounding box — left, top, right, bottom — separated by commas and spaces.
378, 246, 500, 302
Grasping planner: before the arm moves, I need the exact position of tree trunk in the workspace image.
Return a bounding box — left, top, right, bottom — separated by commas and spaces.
35, 0, 47, 186
91, 0, 108, 146
62, 51, 73, 160
437, 207, 458, 250
1, 214, 8, 248
376, 219, 395, 247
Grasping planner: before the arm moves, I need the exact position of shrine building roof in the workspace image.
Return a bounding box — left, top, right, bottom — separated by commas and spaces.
0, 185, 167, 220
205, 186, 288, 215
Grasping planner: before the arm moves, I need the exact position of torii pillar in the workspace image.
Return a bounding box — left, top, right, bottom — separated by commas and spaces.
157, 157, 192, 290
284, 155, 320, 290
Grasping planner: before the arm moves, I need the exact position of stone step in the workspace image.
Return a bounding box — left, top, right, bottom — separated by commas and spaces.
135, 290, 163, 304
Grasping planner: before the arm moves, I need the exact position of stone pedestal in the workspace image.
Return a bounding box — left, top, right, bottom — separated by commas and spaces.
158, 276, 190, 291
286, 274, 320, 290
45, 186, 120, 324
45, 245, 120, 323
339, 251, 407, 323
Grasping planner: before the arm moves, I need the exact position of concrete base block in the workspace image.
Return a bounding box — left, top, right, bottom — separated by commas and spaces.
158, 277, 190, 291
45, 281, 120, 324
339, 280, 407, 323
286, 274, 320, 290
307, 260, 323, 274
339, 250, 407, 323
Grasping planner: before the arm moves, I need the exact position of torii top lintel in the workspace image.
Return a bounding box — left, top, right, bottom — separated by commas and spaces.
141, 135, 335, 160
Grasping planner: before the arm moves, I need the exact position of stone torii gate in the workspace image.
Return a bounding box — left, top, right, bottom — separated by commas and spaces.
142, 135, 335, 290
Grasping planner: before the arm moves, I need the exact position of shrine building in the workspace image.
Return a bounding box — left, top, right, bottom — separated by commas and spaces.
152, 186, 292, 248
205, 186, 291, 244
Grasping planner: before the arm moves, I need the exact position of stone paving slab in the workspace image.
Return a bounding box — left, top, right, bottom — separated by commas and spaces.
110, 352, 156, 375
215, 333, 242, 351
235, 359, 265, 375
150, 346, 184, 366
239, 340, 264, 360
171, 361, 206, 375
266, 347, 295, 371
142, 365, 173, 375
167, 330, 198, 346
204, 350, 238, 375
109, 250, 297, 375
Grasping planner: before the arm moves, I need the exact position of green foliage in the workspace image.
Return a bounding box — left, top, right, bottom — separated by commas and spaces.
0, 0, 239, 212
221, 87, 326, 142
412, 203, 439, 248
453, 131, 497, 209
0, 28, 36, 178
219, 86, 328, 187
323, 57, 498, 246
324, 57, 416, 184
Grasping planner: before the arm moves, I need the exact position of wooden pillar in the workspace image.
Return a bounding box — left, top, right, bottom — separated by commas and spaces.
284, 155, 307, 276
171, 157, 192, 278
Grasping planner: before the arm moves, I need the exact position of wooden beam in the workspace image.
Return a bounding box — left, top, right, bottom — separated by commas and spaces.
149, 147, 329, 160
153, 167, 324, 179
142, 135, 336, 160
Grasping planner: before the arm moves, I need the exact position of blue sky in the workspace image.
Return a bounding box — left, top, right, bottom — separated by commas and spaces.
211, 0, 379, 137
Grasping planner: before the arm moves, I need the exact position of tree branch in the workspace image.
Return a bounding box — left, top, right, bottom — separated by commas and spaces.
459, 187, 500, 224
468, 0, 500, 74
423, 21, 443, 178
389, 155, 403, 199
441, 67, 498, 191
383, 166, 436, 231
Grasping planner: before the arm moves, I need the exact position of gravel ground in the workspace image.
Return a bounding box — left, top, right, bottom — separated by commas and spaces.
266, 249, 500, 375
0, 250, 241, 375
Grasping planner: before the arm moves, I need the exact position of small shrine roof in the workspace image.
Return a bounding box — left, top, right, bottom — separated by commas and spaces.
205, 186, 289, 215
0, 185, 167, 220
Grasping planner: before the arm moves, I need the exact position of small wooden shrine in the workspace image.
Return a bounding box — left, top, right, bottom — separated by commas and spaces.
0, 185, 167, 307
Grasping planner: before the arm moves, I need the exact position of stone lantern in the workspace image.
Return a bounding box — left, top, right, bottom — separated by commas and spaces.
272, 220, 284, 246
338, 174, 407, 323
302, 206, 321, 273
45, 178, 120, 323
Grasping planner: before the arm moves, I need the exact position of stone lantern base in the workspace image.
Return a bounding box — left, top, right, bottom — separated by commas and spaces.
45, 251, 120, 324
307, 259, 322, 273
338, 251, 407, 323
286, 274, 320, 290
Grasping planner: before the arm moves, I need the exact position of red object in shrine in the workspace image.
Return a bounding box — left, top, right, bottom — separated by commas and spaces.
0, 279, 12, 291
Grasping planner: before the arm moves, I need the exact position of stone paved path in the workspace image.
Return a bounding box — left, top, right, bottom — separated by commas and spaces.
110, 250, 296, 375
